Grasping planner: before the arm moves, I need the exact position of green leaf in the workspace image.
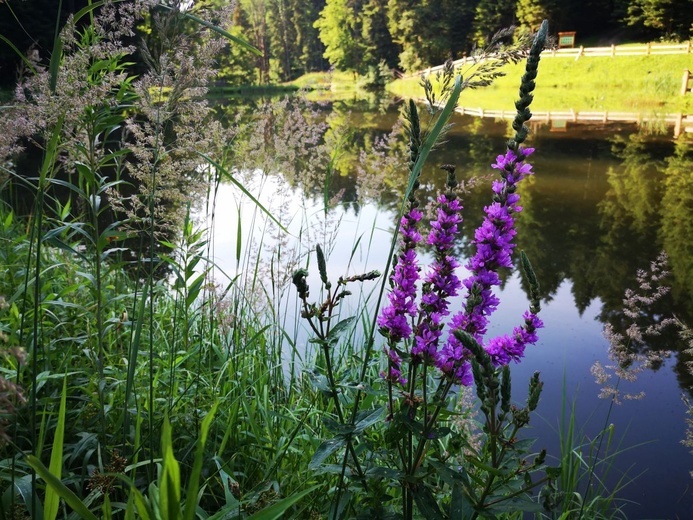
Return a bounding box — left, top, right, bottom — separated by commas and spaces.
485, 494, 544, 513
26, 455, 98, 520
48, 0, 64, 93
545, 465, 562, 479
160, 417, 182, 520
466, 456, 504, 477
246, 485, 320, 520
207, 506, 242, 520
183, 404, 219, 520
353, 406, 384, 434
0, 34, 38, 76
511, 438, 536, 452
213, 457, 242, 510
102, 494, 113, 520
6, 474, 42, 520
44, 376, 68, 520
404, 75, 462, 202
186, 273, 207, 308
3, 210, 13, 230
412, 484, 444, 520
430, 460, 476, 498
39, 116, 63, 186
131, 485, 154, 520
327, 317, 355, 345
365, 466, 403, 479
322, 416, 353, 436
309, 436, 347, 469
235, 205, 242, 265
450, 483, 476, 518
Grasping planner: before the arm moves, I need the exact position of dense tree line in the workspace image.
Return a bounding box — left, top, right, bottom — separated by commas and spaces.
0, 0, 691, 87
226, 0, 692, 79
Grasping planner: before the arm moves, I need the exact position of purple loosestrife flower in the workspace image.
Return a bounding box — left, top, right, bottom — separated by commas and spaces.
485, 311, 544, 366
378, 205, 422, 343
413, 192, 463, 363
440, 147, 538, 379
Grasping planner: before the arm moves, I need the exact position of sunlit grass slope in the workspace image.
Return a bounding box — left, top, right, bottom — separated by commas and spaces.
388, 54, 693, 114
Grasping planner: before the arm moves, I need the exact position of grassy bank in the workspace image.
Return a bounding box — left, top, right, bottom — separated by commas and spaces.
388, 54, 693, 114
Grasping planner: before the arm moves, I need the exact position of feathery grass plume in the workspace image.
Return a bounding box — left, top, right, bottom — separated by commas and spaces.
591, 252, 675, 403
0, 1, 156, 178
466, 27, 533, 90
118, 2, 235, 238
683, 395, 693, 477
581, 255, 675, 520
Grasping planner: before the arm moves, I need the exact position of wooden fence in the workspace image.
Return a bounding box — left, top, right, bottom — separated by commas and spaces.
543, 41, 692, 59
453, 107, 693, 137
405, 41, 692, 79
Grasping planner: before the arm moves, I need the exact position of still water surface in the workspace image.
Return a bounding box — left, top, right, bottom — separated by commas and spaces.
211, 98, 693, 518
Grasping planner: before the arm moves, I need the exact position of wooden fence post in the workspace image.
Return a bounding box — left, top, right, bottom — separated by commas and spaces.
682, 69, 691, 96
674, 113, 683, 138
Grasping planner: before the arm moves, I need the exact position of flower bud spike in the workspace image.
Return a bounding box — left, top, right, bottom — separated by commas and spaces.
292, 268, 310, 300
315, 244, 330, 290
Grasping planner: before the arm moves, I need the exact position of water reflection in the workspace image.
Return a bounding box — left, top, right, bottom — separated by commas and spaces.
213, 96, 693, 516
221, 97, 693, 386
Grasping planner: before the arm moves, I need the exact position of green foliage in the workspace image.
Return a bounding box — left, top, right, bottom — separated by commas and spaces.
314, 0, 366, 73
624, 0, 693, 39
516, 0, 557, 33
387, 0, 476, 72
472, 0, 516, 46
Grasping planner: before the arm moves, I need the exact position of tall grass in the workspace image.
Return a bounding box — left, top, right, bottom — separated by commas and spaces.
0, 2, 327, 518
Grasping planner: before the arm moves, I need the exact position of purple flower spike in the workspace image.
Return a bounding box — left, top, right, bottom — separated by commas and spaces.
413, 194, 463, 362
436, 343, 473, 385
378, 206, 422, 343
444, 146, 537, 369
486, 311, 544, 366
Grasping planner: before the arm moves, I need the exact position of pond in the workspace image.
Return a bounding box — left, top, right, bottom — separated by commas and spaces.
208, 96, 693, 518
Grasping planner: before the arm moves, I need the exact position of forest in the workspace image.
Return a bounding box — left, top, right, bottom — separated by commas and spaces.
1, 0, 692, 89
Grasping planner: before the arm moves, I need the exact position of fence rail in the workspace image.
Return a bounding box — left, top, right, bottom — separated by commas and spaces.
453, 106, 693, 137
543, 41, 692, 59
404, 41, 692, 79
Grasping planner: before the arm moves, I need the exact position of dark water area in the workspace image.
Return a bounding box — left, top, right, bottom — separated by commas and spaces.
211, 96, 693, 518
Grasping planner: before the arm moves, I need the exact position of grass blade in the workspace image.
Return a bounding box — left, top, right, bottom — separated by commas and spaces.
25, 456, 98, 520
198, 152, 288, 234
44, 376, 67, 520
0, 34, 38, 76
246, 484, 320, 520
157, 4, 262, 56
183, 403, 219, 520
160, 417, 182, 520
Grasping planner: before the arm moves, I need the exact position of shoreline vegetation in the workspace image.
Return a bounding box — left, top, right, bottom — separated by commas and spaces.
201, 50, 693, 117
